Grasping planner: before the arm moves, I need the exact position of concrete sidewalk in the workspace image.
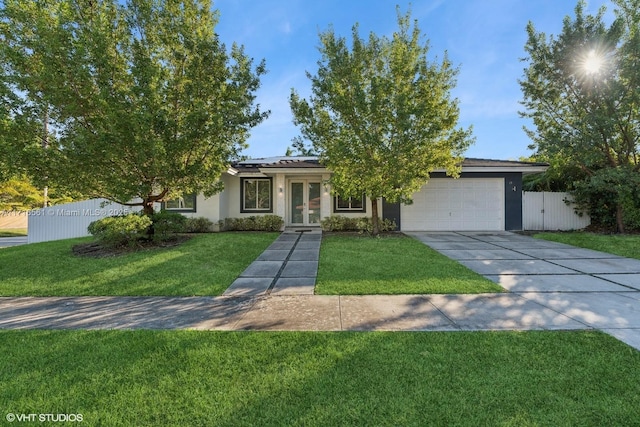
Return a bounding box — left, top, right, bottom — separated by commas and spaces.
0, 291, 638, 350
0, 293, 589, 332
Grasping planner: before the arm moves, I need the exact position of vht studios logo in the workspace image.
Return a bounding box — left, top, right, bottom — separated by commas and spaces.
6, 413, 83, 422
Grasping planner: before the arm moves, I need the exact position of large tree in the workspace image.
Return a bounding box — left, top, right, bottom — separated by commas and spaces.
520, 0, 640, 232
290, 9, 473, 235
0, 0, 268, 215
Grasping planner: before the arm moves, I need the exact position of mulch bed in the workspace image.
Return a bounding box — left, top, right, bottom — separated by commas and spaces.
72, 235, 192, 258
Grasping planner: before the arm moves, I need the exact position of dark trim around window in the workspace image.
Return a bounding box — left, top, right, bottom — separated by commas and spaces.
240, 177, 273, 213
333, 193, 366, 213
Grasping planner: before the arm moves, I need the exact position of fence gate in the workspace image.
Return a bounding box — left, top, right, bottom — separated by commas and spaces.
523, 192, 590, 231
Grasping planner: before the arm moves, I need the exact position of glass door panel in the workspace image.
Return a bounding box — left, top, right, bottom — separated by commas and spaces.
308, 182, 321, 224
290, 182, 304, 225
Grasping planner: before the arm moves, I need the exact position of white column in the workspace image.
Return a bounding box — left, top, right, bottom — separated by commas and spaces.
275, 174, 286, 225
321, 173, 331, 220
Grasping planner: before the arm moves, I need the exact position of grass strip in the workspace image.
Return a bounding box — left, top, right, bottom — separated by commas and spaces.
0, 228, 27, 237
316, 234, 503, 294
535, 231, 640, 260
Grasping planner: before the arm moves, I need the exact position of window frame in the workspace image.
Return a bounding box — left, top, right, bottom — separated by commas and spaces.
240, 177, 273, 213
333, 193, 366, 213
162, 193, 197, 212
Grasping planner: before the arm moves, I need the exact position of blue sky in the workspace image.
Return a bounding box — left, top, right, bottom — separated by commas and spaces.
214, 0, 614, 160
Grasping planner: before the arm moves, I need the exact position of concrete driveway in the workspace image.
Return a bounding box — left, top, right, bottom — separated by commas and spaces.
407, 231, 640, 349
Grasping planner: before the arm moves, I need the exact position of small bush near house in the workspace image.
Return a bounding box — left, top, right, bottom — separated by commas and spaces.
357, 217, 396, 234
88, 214, 153, 247
151, 210, 187, 240
321, 215, 396, 233
185, 217, 214, 233
222, 215, 284, 231
321, 215, 360, 231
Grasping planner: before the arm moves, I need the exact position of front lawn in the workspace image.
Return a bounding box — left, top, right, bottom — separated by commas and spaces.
1, 330, 638, 426
535, 232, 640, 260
316, 234, 503, 294
0, 233, 278, 296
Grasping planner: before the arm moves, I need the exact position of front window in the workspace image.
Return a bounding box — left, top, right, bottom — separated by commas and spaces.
334, 194, 365, 212
241, 178, 272, 212
163, 193, 196, 212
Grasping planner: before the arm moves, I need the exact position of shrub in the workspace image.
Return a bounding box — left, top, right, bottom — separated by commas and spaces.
150, 210, 187, 240
357, 217, 397, 233
320, 215, 359, 231
222, 215, 284, 231
321, 215, 396, 233
88, 214, 153, 247
185, 217, 214, 233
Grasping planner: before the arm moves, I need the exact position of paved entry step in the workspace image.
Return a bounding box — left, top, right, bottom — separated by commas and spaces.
223, 230, 321, 296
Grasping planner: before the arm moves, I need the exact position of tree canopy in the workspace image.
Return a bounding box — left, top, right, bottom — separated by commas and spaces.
290, 9, 473, 234
0, 175, 77, 210
0, 0, 268, 214
520, 0, 640, 232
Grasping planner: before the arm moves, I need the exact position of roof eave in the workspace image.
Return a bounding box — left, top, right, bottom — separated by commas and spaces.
458, 165, 549, 173
257, 167, 331, 174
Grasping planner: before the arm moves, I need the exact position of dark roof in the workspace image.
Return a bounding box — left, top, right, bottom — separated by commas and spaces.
460, 158, 549, 168
231, 156, 323, 173
230, 156, 548, 173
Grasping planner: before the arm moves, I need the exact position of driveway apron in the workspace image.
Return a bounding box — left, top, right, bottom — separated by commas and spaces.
407, 231, 640, 350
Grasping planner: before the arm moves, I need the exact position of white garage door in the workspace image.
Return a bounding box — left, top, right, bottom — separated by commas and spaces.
401, 178, 504, 231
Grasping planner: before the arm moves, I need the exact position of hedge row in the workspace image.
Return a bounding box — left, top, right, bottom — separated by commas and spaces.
320, 215, 396, 233
220, 215, 284, 231
88, 212, 214, 247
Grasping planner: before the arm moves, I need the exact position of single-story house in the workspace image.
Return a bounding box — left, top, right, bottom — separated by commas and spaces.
165, 156, 548, 232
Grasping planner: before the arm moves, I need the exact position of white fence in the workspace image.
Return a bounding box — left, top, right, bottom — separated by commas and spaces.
27, 199, 142, 244
523, 192, 590, 231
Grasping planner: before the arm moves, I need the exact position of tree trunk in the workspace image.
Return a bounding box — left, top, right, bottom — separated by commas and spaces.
616, 202, 625, 234
142, 198, 155, 216
43, 107, 49, 208
142, 198, 156, 238
371, 197, 380, 236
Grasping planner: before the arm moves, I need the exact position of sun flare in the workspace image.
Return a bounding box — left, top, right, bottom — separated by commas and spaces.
583, 49, 604, 75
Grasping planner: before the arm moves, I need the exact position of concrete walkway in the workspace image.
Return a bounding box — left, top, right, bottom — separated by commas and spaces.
223, 230, 321, 296
0, 231, 639, 352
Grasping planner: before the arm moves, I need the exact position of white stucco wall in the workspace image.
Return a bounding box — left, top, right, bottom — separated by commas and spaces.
193, 173, 379, 229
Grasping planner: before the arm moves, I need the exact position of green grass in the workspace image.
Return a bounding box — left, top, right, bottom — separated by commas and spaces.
0, 228, 27, 237
316, 235, 503, 294
0, 233, 278, 296
535, 232, 640, 259
1, 330, 638, 426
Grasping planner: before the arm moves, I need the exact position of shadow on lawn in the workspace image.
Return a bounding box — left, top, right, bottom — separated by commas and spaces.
0, 233, 279, 296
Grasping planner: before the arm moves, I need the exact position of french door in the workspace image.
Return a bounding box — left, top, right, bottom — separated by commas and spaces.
289, 180, 321, 226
